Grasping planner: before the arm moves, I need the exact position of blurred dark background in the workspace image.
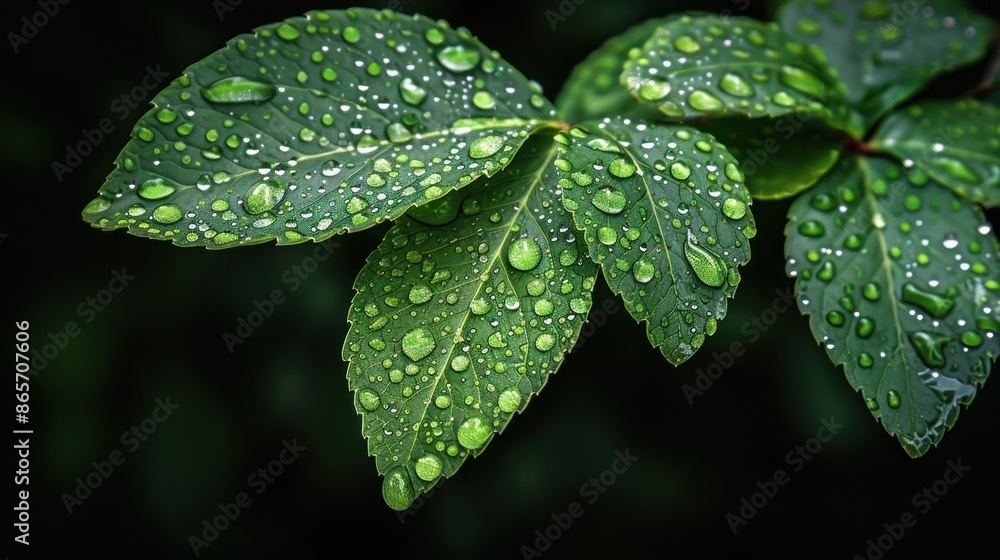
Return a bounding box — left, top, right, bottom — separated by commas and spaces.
4, 0, 1000, 558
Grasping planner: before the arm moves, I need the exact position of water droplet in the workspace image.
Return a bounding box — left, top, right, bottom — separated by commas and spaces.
887, 390, 901, 409
243, 178, 286, 215
826, 311, 845, 327
382, 467, 414, 511
632, 256, 655, 284
638, 79, 671, 101
935, 158, 981, 183
155, 108, 177, 124
908, 331, 951, 368
591, 188, 626, 214
720, 73, 754, 97
901, 283, 954, 318
688, 90, 724, 112
399, 78, 428, 105
863, 283, 881, 301
608, 158, 636, 178
684, 231, 727, 288
508, 238, 542, 271
457, 416, 491, 449
358, 389, 380, 411
498, 388, 522, 413
858, 353, 874, 368
810, 193, 836, 211
402, 328, 436, 362
408, 283, 433, 305
722, 198, 747, 220
415, 455, 442, 482
856, 318, 875, 338
865, 397, 879, 411
534, 299, 554, 316
797, 220, 825, 237
778, 66, 826, 98
534, 333, 556, 351
670, 162, 692, 181
450, 355, 470, 372
82, 196, 111, 215
817, 261, 836, 282
138, 178, 175, 200
276, 23, 300, 41
674, 35, 701, 53
597, 226, 618, 246
725, 163, 745, 183
201, 77, 276, 104
961, 331, 983, 347
437, 45, 481, 72
152, 204, 182, 224
386, 123, 413, 143
470, 135, 503, 159
472, 91, 496, 110
469, 298, 490, 315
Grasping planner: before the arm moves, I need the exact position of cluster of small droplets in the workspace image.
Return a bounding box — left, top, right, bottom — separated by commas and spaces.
786, 156, 999, 456
553, 116, 754, 365
344, 137, 598, 509
83, 8, 557, 248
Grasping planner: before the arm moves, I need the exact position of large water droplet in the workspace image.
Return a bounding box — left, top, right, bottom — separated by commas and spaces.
684, 231, 727, 288
399, 78, 428, 105
901, 283, 954, 318
415, 454, 443, 482
138, 178, 175, 200
934, 158, 981, 183
382, 467, 414, 511
722, 198, 747, 220
408, 283, 433, 305
243, 178, 286, 215
469, 135, 503, 159
534, 333, 556, 351
688, 90, 724, 111
608, 158, 636, 178
632, 256, 655, 284
591, 188, 626, 214
201, 77, 277, 104
908, 331, 950, 368
508, 238, 542, 271
152, 204, 183, 224
720, 73, 754, 97
358, 389, 380, 411
797, 220, 825, 237
437, 45, 481, 72
778, 66, 826, 98
457, 416, 491, 449
498, 388, 522, 413
887, 390, 901, 409
402, 327, 436, 361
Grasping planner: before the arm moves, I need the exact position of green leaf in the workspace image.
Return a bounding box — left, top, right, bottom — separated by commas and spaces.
555, 117, 755, 365
81, 8, 559, 248
872, 99, 1000, 207
778, 0, 994, 128
344, 134, 598, 510
699, 116, 844, 199
785, 154, 1000, 457
621, 13, 860, 136
555, 15, 682, 123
